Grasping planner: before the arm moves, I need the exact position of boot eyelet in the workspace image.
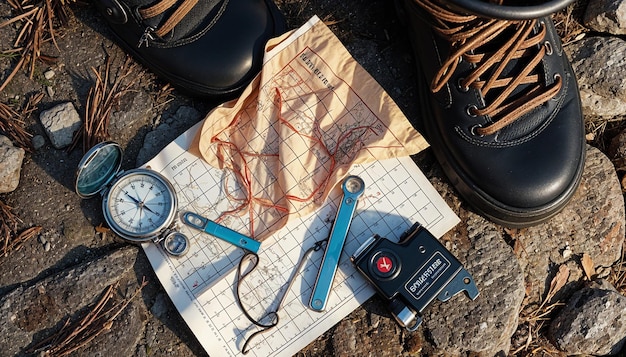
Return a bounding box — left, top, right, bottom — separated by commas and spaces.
470, 124, 484, 137
466, 104, 478, 117
550, 73, 563, 99
544, 41, 553, 55
457, 78, 470, 93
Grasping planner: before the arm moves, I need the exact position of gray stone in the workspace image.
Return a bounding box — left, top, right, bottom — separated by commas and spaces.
329, 304, 406, 357
163, 105, 202, 126
549, 280, 626, 355
137, 123, 172, 166
44, 70, 55, 80
0, 135, 25, 193
110, 89, 154, 131
566, 36, 626, 117
513, 146, 624, 305
31, 135, 46, 150
0, 246, 139, 356
584, 0, 626, 35
136, 105, 202, 166
45, 85, 54, 98
39, 102, 82, 149
150, 293, 170, 319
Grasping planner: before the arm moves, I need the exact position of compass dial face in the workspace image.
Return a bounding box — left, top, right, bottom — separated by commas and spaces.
103, 170, 177, 241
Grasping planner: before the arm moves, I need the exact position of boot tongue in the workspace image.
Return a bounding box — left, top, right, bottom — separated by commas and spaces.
132, 0, 224, 42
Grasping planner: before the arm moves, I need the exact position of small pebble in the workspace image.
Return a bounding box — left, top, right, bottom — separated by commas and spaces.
562, 243, 572, 259
45, 86, 54, 98
562, 248, 572, 259
370, 313, 380, 329
43, 241, 51, 252
32, 135, 46, 150
44, 70, 55, 80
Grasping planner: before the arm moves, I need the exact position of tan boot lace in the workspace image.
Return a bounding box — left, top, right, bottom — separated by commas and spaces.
415, 0, 562, 136
138, 0, 198, 40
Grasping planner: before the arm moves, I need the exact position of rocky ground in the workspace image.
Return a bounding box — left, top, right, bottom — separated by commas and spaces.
2, 0, 626, 356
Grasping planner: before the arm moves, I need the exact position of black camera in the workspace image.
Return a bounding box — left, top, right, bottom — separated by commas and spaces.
351, 222, 479, 331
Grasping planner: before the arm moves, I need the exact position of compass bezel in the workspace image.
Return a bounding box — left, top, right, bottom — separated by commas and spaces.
102, 169, 178, 242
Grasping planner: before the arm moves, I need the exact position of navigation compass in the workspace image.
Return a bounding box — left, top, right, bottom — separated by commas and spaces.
75, 141, 189, 256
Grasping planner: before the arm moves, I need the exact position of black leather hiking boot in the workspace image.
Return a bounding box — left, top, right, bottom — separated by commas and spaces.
397, 0, 586, 227
94, 0, 286, 98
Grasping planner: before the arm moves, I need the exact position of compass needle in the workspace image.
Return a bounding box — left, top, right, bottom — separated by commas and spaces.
125, 191, 141, 205
143, 204, 157, 215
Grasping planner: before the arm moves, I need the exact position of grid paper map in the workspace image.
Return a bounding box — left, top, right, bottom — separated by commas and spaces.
141, 16, 459, 357
142, 122, 459, 356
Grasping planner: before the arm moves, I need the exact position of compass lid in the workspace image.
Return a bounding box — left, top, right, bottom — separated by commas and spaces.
75, 141, 123, 198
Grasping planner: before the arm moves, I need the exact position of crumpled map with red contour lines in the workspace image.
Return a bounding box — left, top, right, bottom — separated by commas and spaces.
191, 17, 428, 241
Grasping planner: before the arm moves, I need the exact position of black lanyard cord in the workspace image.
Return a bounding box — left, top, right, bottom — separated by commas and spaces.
235, 239, 328, 354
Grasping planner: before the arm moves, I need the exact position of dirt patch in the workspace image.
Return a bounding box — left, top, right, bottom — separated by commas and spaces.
15, 290, 59, 332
